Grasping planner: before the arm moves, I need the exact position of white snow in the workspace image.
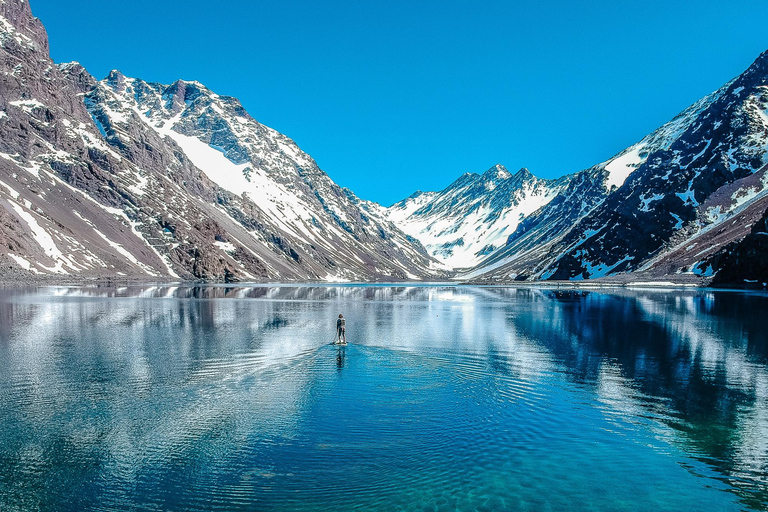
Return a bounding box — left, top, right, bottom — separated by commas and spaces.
670, 212, 684, 230
214, 240, 236, 253
8, 200, 73, 274
151, 122, 320, 242
604, 146, 643, 190
596, 82, 731, 193
0, 15, 36, 49
7, 253, 31, 270
127, 171, 149, 197
676, 188, 699, 207
90, 226, 156, 275
9, 98, 45, 114
639, 193, 664, 212
39, 168, 178, 277
691, 262, 715, 277
72, 122, 122, 160
579, 255, 633, 279
323, 274, 352, 283
387, 178, 564, 268
0, 180, 20, 199
385, 192, 437, 223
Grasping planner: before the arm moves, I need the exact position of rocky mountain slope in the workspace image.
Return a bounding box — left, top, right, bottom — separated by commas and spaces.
385, 165, 571, 268
453, 53, 768, 285
3, 0, 767, 286
389, 83, 733, 277
0, 0, 438, 282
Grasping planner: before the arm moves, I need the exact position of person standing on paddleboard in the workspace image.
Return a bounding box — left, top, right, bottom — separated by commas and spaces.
336, 314, 346, 344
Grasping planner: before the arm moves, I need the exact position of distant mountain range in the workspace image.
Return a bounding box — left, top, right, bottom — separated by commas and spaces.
1, 0, 766, 286
388, 52, 768, 287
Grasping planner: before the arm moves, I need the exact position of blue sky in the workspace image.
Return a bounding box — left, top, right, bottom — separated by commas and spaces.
32, 0, 768, 206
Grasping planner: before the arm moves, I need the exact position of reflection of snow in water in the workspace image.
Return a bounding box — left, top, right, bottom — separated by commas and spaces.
632, 290, 768, 486
1, 285, 767, 507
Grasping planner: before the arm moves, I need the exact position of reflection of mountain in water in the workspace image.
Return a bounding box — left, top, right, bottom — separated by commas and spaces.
0, 285, 766, 509
503, 288, 768, 510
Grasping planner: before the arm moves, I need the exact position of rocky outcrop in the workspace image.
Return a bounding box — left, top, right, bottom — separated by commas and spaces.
706, 200, 768, 288
0, 0, 439, 282
456, 51, 768, 284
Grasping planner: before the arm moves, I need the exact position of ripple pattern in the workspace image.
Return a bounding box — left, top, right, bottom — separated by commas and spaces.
0, 285, 765, 511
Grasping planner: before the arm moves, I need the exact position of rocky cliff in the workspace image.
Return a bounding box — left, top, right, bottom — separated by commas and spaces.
0, 0, 439, 282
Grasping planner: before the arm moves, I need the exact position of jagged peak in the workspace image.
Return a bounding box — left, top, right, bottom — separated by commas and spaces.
58, 61, 96, 93
482, 164, 512, 181
744, 48, 768, 75
513, 167, 534, 180
165, 78, 213, 95
729, 48, 768, 92
0, 0, 49, 55
176, 78, 207, 88
106, 69, 126, 87
57, 61, 82, 71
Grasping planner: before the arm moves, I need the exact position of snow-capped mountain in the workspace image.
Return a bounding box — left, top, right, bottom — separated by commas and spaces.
2, 0, 767, 286
386, 165, 571, 268
0, 0, 438, 282
389, 83, 726, 275
467, 51, 768, 284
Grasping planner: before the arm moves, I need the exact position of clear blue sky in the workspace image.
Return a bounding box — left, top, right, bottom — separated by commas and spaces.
31, 0, 768, 206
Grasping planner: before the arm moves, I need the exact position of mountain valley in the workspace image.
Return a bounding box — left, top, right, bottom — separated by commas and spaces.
1, 0, 767, 288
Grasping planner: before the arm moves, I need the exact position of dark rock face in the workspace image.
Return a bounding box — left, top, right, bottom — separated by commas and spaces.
0, 0, 438, 282
543, 52, 768, 281
464, 50, 768, 283
707, 203, 768, 288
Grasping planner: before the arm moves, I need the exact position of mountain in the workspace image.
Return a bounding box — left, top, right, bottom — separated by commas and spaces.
3, 0, 767, 286
458, 53, 768, 284
385, 165, 571, 268
0, 0, 438, 282
388, 84, 728, 275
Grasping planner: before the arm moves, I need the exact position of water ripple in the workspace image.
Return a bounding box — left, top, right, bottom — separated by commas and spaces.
0, 286, 765, 511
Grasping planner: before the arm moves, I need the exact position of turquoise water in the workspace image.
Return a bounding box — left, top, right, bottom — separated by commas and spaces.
0, 285, 766, 511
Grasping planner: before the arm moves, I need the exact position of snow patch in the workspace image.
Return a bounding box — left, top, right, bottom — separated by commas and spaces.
0, 15, 37, 49
581, 255, 633, 279
214, 240, 236, 253
676, 189, 699, 207
670, 212, 684, 230
90, 226, 156, 276
7, 253, 32, 270
127, 171, 149, 197
604, 146, 644, 190
8, 200, 73, 274
9, 98, 46, 113
0, 180, 20, 199
639, 193, 664, 212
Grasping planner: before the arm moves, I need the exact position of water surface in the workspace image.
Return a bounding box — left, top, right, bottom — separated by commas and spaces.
0, 285, 766, 511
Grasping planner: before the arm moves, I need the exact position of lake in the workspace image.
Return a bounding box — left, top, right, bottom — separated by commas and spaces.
0, 284, 766, 511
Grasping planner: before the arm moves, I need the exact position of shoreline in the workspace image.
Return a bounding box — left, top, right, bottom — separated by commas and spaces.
2, 273, 765, 291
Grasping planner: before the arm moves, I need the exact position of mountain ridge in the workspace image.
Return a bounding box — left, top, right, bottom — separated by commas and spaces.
2, 0, 767, 286
455, 52, 768, 285
0, 0, 440, 282
388, 52, 768, 286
